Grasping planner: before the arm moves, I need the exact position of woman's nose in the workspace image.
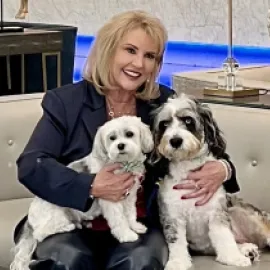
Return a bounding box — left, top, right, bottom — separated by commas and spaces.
132, 55, 144, 68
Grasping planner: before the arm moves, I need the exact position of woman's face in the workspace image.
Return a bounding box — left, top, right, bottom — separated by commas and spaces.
110, 28, 159, 92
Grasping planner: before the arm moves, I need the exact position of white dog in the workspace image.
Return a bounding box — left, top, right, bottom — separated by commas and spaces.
151, 94, 259, 270
10, 115, 154, 270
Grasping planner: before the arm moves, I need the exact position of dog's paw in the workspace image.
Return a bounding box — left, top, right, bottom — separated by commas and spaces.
238, 243, 260, 262
130, 222, 147, 234
216, 253, 251, 267
165, 259, 192, 270
60, 223, 76, 232
117, 230, 139, 243
75, 222, 83, 229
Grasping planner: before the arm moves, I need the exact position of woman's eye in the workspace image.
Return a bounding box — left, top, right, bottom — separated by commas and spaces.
145, 53, 155, 60
110, 135, 117, 141
127, 48, 136, 54
126, 131, 134, 138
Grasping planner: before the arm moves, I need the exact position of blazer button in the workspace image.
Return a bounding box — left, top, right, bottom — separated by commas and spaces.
36, 158, 41, 163
251, 160, 258, 167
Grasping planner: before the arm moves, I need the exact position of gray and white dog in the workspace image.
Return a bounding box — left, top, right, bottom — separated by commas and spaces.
151, 93, 270, 270
10, 115, 154, 270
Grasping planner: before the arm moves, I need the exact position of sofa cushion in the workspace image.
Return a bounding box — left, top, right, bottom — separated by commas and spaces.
0, 198, 32, 269
209, 104, 270, 212
0, 94, 43, 201
192, 254, 270, 269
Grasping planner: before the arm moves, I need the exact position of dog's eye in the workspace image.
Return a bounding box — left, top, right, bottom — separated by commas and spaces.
182, 117, 194, 125
158, 120, 171, 132
160, 120, 170, 127
109, 135, 117, 141
125, 131, 134, 138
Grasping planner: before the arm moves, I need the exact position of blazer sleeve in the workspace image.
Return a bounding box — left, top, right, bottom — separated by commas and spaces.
16, 90, 94, 212
220, 154, 240, 193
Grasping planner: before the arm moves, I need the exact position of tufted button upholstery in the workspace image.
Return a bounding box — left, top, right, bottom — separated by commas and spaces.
0, 93, 43, 268
7, 139, 14, 146
0, 94, 43, 202
208, 103, 270, 213
251, 160, 258, 167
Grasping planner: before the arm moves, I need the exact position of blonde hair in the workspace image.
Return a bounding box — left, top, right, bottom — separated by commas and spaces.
83, 10, 168, 100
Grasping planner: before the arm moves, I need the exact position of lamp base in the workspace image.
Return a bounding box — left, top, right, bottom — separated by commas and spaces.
0, 26, 24, 33
203, 87, 260, 98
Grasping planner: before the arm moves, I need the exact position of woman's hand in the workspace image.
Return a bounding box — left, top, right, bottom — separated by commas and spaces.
173, 160, 227, 206
91, 163, 135, 202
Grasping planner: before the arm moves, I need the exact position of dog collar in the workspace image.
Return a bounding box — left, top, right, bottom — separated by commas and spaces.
121, 161, 144, 172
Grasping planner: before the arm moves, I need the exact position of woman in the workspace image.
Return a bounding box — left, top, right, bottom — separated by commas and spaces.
15, 10, 239, 270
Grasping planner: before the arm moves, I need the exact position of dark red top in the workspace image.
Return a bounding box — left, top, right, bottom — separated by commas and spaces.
90, 188, 146, 231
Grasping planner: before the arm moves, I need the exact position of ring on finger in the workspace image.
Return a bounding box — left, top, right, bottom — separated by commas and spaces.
125, 189, 130, 197
194, 182, 201, 190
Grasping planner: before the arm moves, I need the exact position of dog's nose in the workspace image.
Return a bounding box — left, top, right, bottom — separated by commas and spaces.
169, 137, 183, 148
118, 143, 125, 150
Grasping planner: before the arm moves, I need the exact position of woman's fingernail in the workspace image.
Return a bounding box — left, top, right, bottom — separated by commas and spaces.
181, 196, 186, 199
173, 186, 177, 189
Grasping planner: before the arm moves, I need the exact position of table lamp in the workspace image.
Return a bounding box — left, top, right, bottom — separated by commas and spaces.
203, 0, 259, 98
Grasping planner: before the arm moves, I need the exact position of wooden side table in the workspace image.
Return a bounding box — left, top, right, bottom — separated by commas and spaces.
0, 29, 63, 93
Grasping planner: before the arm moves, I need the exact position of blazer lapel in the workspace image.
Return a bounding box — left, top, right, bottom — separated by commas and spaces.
81, 81, 155, 140
81, 82, 107, 140
83, 99, 152, 140
82, 106, 107, 140
136, 99, 152, 126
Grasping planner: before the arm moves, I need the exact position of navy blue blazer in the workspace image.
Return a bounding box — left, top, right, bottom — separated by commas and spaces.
17, 80, 240, 217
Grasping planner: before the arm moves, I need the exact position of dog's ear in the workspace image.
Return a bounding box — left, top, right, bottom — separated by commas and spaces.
139, 122, 154, 154
148, 133, 160, 164
197, 102, 226, 158
91, 126, 107, 161
147, 125, 170, 179
148, 121, 164, 165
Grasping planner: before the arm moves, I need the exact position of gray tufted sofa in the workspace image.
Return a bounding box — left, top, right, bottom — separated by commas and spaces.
0, 93, 269, 269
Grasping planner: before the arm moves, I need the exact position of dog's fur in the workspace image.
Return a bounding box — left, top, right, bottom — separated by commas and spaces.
10, 115, 154, 270
151, 93, 269, 270
227, 194, 270, 250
